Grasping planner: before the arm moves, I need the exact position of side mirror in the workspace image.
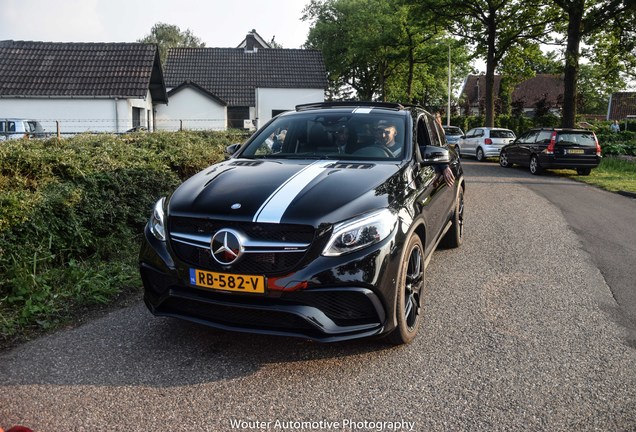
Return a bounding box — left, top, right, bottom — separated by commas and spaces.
225, 143, 242, 159
421, 145, 451, 165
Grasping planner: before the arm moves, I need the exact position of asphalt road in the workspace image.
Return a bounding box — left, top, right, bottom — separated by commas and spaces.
1, 161, 635, 431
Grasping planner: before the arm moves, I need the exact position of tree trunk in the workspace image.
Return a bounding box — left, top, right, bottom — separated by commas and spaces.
562, 6, 583, 128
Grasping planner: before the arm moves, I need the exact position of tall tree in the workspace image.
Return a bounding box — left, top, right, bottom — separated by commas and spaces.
553, 0, 636, 126
422, 0, 558, 126
138, 23, 206, 64
303, 0, 467, 103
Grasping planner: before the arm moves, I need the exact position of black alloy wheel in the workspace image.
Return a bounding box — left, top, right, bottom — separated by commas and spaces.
499, 151, 511, 168
529, 155, 542, 175
386, 235, 425, 345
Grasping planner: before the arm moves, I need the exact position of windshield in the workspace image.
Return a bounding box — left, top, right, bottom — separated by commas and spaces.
444, 127, 462, 135
239, 112, 407, 160
490, 129, 515, 138
556, 132, 597, 147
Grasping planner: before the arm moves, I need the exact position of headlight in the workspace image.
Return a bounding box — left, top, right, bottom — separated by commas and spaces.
322, 209, 397, 257
149, 197, 167, 241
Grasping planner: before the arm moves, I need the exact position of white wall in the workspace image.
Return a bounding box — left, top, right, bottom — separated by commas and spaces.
0, 95, 155, 134
155, 87, 226, 131
255, 88, 325, 128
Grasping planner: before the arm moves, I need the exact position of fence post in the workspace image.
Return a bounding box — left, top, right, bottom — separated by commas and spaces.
56, 121, 60, 143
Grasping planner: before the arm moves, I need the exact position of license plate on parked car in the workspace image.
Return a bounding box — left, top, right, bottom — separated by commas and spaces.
189, 269, 265, 293
565, 149, 585, 154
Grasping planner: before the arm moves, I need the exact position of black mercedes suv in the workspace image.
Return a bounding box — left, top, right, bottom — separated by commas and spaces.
140, 102, 465, 344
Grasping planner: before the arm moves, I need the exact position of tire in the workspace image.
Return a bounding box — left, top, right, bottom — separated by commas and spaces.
499, 150, 512, 168
386, 235, 426, 345
476, 147, 485, 162
529, 155, 542, 175
441, 187, 464, 249
576, 167, 591, 176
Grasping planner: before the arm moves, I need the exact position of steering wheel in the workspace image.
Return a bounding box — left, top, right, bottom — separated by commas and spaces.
353, 145, 395, 158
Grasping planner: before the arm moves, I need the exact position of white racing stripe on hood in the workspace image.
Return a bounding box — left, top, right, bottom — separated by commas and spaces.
253, 160, 333, 223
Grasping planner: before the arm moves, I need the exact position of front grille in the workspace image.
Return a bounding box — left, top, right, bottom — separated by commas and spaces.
171, 241, 305, 274
168, 217, 317, 274
170, 218, 315, 243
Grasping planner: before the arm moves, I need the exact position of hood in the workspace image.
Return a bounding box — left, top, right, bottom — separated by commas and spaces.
168, 158, 402, 226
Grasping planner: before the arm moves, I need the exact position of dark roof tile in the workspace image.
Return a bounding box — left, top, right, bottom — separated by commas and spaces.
0, 40, 167, 102
164, 48, 328, 106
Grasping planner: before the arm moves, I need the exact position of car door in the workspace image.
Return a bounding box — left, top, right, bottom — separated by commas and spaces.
413, 114, 455, 255
460, 128, 474, 156
466, 128, 483, 155
514, 130, 539, 166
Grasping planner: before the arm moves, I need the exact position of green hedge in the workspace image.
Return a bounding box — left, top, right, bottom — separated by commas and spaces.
0, 131, 243, 342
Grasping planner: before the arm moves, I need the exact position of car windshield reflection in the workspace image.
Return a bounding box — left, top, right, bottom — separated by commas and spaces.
240, 112, 407, 160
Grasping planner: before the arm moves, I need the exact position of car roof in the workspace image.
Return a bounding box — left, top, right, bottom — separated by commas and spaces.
291, 101, 425, 119
531, 127, 592, 132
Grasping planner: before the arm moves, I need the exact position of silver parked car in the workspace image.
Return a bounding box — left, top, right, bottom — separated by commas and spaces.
443, 125, 464, 147
0, 118, 46, 141
457, 127, 516, 161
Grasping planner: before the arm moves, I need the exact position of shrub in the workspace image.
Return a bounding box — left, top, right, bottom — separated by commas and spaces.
0, 131, 237, 342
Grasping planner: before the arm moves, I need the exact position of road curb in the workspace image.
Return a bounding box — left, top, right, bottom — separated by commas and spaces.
617, 191, 636, 199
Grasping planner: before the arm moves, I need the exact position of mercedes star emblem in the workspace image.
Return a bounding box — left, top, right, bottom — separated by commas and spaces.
210, 229, 244, 265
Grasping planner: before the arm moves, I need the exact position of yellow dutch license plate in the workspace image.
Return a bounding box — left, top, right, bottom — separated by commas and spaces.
566, 149, 584, 154
189, 269, 265, 294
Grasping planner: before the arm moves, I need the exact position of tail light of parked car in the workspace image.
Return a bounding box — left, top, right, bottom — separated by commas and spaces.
544, 131, 557, 155
594, 133, 602, 156
484, 138, 493, 145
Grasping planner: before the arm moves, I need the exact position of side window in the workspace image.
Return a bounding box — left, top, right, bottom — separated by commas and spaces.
416, 117, 430, 147
0, 121, 4, 133
475, 129, 484, 137
8, 122, 16, 132
425, 115, 443, 147
435, 122, 448, 147
526, 131, 539, 143
465, 129, 474, 138
537, 130, 552, 143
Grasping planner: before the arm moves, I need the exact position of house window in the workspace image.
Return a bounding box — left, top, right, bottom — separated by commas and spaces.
132, 107, 142, 128
228, 107, 250, 129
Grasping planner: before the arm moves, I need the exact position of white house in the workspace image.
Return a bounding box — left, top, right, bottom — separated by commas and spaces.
157, 30, 328, 131
0, 40, 167, 134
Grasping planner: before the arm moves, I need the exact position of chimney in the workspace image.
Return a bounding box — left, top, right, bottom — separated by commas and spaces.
245, 30, 257, 53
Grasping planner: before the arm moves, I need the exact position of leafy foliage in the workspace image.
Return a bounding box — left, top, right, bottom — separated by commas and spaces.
138, 22, 206, 64
0, 131, 236, 343
303, 0, 470, 104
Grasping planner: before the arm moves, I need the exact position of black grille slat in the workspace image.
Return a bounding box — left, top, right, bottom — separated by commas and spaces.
168, 217, 316, 274
171, 242, 304, 274
170, 218, 314, 243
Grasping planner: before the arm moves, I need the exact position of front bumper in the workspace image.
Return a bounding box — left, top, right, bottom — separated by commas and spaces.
140, 224, 401, 342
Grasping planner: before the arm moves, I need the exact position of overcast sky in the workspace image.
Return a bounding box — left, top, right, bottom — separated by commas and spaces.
0, 0, 311, 48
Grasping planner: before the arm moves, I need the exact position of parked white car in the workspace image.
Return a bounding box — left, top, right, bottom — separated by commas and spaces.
0, 118, 46, 141
456, 127, 516, 161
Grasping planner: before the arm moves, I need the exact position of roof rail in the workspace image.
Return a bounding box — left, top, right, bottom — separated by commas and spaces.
295, 101, 405, 112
